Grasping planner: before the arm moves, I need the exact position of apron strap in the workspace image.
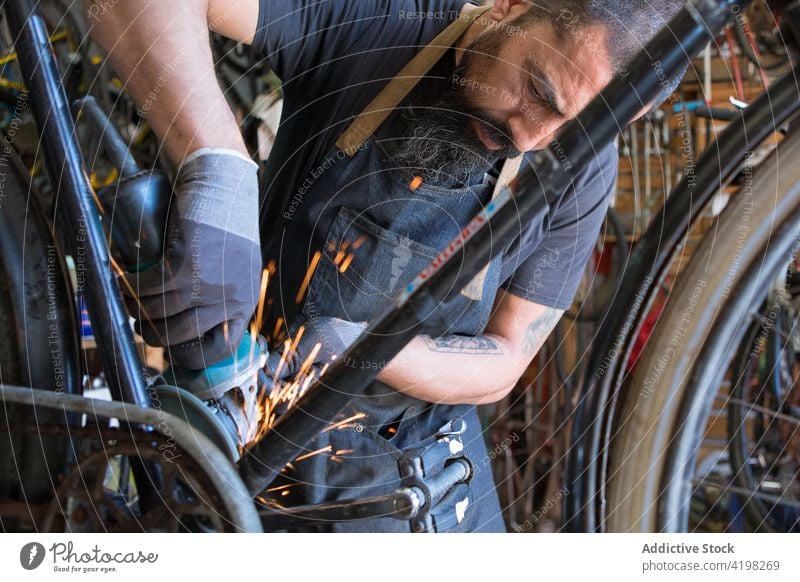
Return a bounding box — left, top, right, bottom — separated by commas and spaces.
335, 4, 492, 156
460, 154, 523, 301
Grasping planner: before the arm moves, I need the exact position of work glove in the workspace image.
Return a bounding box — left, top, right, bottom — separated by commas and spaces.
123, 148, 262, 370
265, 317, 368, 381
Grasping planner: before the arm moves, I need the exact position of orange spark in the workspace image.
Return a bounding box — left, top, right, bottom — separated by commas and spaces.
295, 445, 333, 462
322, 412, 367, 433
338, 253, 355, 273
272, 316, 285, 338
254, 268, 270, 332
295, 251, 321, 303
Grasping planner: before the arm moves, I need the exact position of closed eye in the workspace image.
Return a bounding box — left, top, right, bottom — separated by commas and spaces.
525, 58, 566, 118
527, 79, 545, 105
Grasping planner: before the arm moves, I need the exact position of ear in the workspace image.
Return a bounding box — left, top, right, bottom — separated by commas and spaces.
489, 0, 529, 21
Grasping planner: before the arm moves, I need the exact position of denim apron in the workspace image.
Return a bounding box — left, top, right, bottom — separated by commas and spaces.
267, 6, 508, 532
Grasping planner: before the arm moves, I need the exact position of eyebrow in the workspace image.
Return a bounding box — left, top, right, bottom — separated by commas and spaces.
525, 58, 565, 118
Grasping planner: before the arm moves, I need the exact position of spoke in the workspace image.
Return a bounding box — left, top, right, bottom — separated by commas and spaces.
692, 477, 800, 511
749, 312, 793, 343
717, 395, 800, 426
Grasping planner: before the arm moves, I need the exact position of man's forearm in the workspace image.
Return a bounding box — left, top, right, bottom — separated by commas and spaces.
87, 0, 252, 163
376, 333, 520, 405
376, 305, 562, 405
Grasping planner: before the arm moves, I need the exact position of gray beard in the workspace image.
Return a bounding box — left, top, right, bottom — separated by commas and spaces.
388, 103, 494, 188
385, 31, 520, 188
386, 96, 518, 188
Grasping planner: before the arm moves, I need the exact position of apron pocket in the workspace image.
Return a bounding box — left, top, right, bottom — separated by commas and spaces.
303, 205, 439, 326
303, 205, 505, 336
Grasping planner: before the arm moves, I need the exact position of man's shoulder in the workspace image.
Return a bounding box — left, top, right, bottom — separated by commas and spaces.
522, 139, 618, 201
521, 139, 618, 188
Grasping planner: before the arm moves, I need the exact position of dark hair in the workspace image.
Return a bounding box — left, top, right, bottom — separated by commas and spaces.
513, 0, 688, 107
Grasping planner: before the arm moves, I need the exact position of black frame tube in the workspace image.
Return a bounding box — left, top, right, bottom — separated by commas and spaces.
564, 64, 800, 532
258, 489, 420, 531
5, 0, 149, 409
238, 0, 749, 495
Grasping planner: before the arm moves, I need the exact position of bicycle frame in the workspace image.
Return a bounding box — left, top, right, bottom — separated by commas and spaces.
3, 0, 761, 530
5, 0, 149, 409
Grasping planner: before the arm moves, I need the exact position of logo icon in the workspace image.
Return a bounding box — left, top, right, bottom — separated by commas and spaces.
389, 234, 413, 291
20, 542, 45, 570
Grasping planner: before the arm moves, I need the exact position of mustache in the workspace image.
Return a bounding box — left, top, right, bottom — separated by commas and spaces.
467, 109, 519, 156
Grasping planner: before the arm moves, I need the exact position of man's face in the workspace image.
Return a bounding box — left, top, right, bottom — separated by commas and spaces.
389, 17, 615, 188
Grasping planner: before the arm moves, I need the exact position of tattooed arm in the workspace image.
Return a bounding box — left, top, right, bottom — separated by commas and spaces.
377, 290, 563, 405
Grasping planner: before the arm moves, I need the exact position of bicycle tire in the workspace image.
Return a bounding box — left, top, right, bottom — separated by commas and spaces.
605, 128, 800, 532
726, 316, 776, 531
0, 139, 80, 529
565, 65, 800, 532
727, 303, 800, 532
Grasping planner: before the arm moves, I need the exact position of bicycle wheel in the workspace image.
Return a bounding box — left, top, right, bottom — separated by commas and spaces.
727, 298, 800, 532
0, 140, 80, 529
605, 128, 800, 532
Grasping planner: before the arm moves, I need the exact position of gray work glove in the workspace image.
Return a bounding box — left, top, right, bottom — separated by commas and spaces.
123, 148, 262, 369
265, 317, 368, 381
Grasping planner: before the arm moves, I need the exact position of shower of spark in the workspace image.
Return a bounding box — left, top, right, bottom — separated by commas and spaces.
295, 251, 321, 304
295, 445, 333, 462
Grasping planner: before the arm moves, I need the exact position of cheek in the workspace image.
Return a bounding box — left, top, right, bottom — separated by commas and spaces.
460, 71, 515, 114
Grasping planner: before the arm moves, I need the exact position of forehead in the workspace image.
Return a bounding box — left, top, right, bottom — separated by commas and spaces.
502, 20, 615, 117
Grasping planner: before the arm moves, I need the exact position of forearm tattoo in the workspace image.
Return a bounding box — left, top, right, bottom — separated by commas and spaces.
423, 334, 503, 354
521, 308, 561, 355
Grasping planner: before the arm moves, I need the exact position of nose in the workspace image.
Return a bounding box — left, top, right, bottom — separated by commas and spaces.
507, 112, 557, 152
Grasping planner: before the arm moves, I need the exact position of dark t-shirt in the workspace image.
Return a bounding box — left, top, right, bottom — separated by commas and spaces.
252, 0, 618, 311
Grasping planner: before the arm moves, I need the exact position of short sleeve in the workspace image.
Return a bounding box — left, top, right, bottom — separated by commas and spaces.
500, 142, 618, 309
252, 0, 471, 89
